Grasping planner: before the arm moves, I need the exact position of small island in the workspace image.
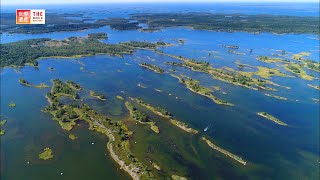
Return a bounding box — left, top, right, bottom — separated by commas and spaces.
172, 175, 188, 180
264, 93, 287, 100
257, 112, 288, 126
19, 78, 50, 88
89, 91, 106, 100
130, 97, 198, 134
256, 56, 286, 63
125, 101, 159, 133
171, 74, 233, 106
170, 119, 198, 134
130, 97, 172, 118
9, 102, 16, 107
283, 63, 314, 81
39, 148, 54, 160
0, 120, 7, 136
201, 137, 247, 165
116, 95, 124, 100
139, 63, 165, 74
19, 78, 32, 86
307, 84, 320, 90
69, 134, 77, 140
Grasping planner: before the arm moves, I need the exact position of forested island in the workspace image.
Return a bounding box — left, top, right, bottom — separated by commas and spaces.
1, 13, 140, 34
125, 102, 159, 133
257, 112, 288, 126
0, 35, 168, 68
139, 63, 165, 74
19, 78, 49, 88
201, 137, 247, 165
39, 148, 54, 160
89, 91, 106, 100
171, 74, 233, 106
130, 97, 198, 134
131, 13, 319, 34
0, 120, 7, 136
160, 51, 281, 91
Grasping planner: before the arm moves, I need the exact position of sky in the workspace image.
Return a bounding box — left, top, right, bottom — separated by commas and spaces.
2, 0, 318, 5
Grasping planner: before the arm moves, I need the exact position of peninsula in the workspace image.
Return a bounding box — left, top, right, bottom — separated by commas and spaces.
257, 112, 288, 126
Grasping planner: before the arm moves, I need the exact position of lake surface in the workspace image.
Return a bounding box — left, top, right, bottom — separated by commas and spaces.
1, 3, 319, 180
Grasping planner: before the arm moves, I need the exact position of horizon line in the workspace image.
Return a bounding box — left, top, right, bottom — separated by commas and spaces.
2, 1, 319, 6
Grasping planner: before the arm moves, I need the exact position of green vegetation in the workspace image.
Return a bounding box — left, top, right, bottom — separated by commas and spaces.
87, 32, 108, 40
69, 134, 77, 140
121, 41, 169, 49
171, 74, 233, 106
312, 98, 320, 103
201, 137, 247, 165
304, 60, 320, 72
125, 101, 159, 133
131, 13, 319, 34
291, 52, 310, 61
0, 36, 168, 68
116, 95, 124, 100
284, 63, 314, 80
172, 175, 187, 180
161, 51, 279, 91
1, 13, 140, 33
170, 119, 198, 134
307, 84, 320, 90
228, 50, 245, 55
139, 63, 165, 74
66, 80, 82, 90
257, 112, 288, 126
43, 79, 156, 179
39, 148, 54, 160
264, 93, 287, 100
19, 78, 49, 88
256, 56, 287, 63
19, 78, 32, 86
0, 120, 7, 136
130, 97, 198, 134
8, 102, 16, 107
130, 97, 172, 118
89, 91, 106, 100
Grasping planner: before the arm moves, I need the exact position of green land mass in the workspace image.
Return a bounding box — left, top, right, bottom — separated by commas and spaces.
125, 101, 159, 134
69, 134, 77, 140
201, 137, 247, 165
256, 56, 287, 63
139, 63, 165, 74
130, 97, 172, 118
1, 13, 141, 33
170, 74, 233, 106
0, 35, 168, 68
312, 98, 320, 103
283, 63, 314, 81
43, 79, 156, 179
257, 112, 288, 126
161, 51, 280, 91
172, 175, 188, 180
264, 93, 288, 100
131, 13, 319, 34
39, 148, 54, 160
8, 102, 16, 107
116, 95, 124, 100
89, 90, 106, 100
307, 84, 320, 90
19, 78, 50, 88
0, 120, 7, 136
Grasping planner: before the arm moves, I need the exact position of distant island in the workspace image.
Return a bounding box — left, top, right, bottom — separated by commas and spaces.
0, 34, 169, 68
131, 13, 319, 34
